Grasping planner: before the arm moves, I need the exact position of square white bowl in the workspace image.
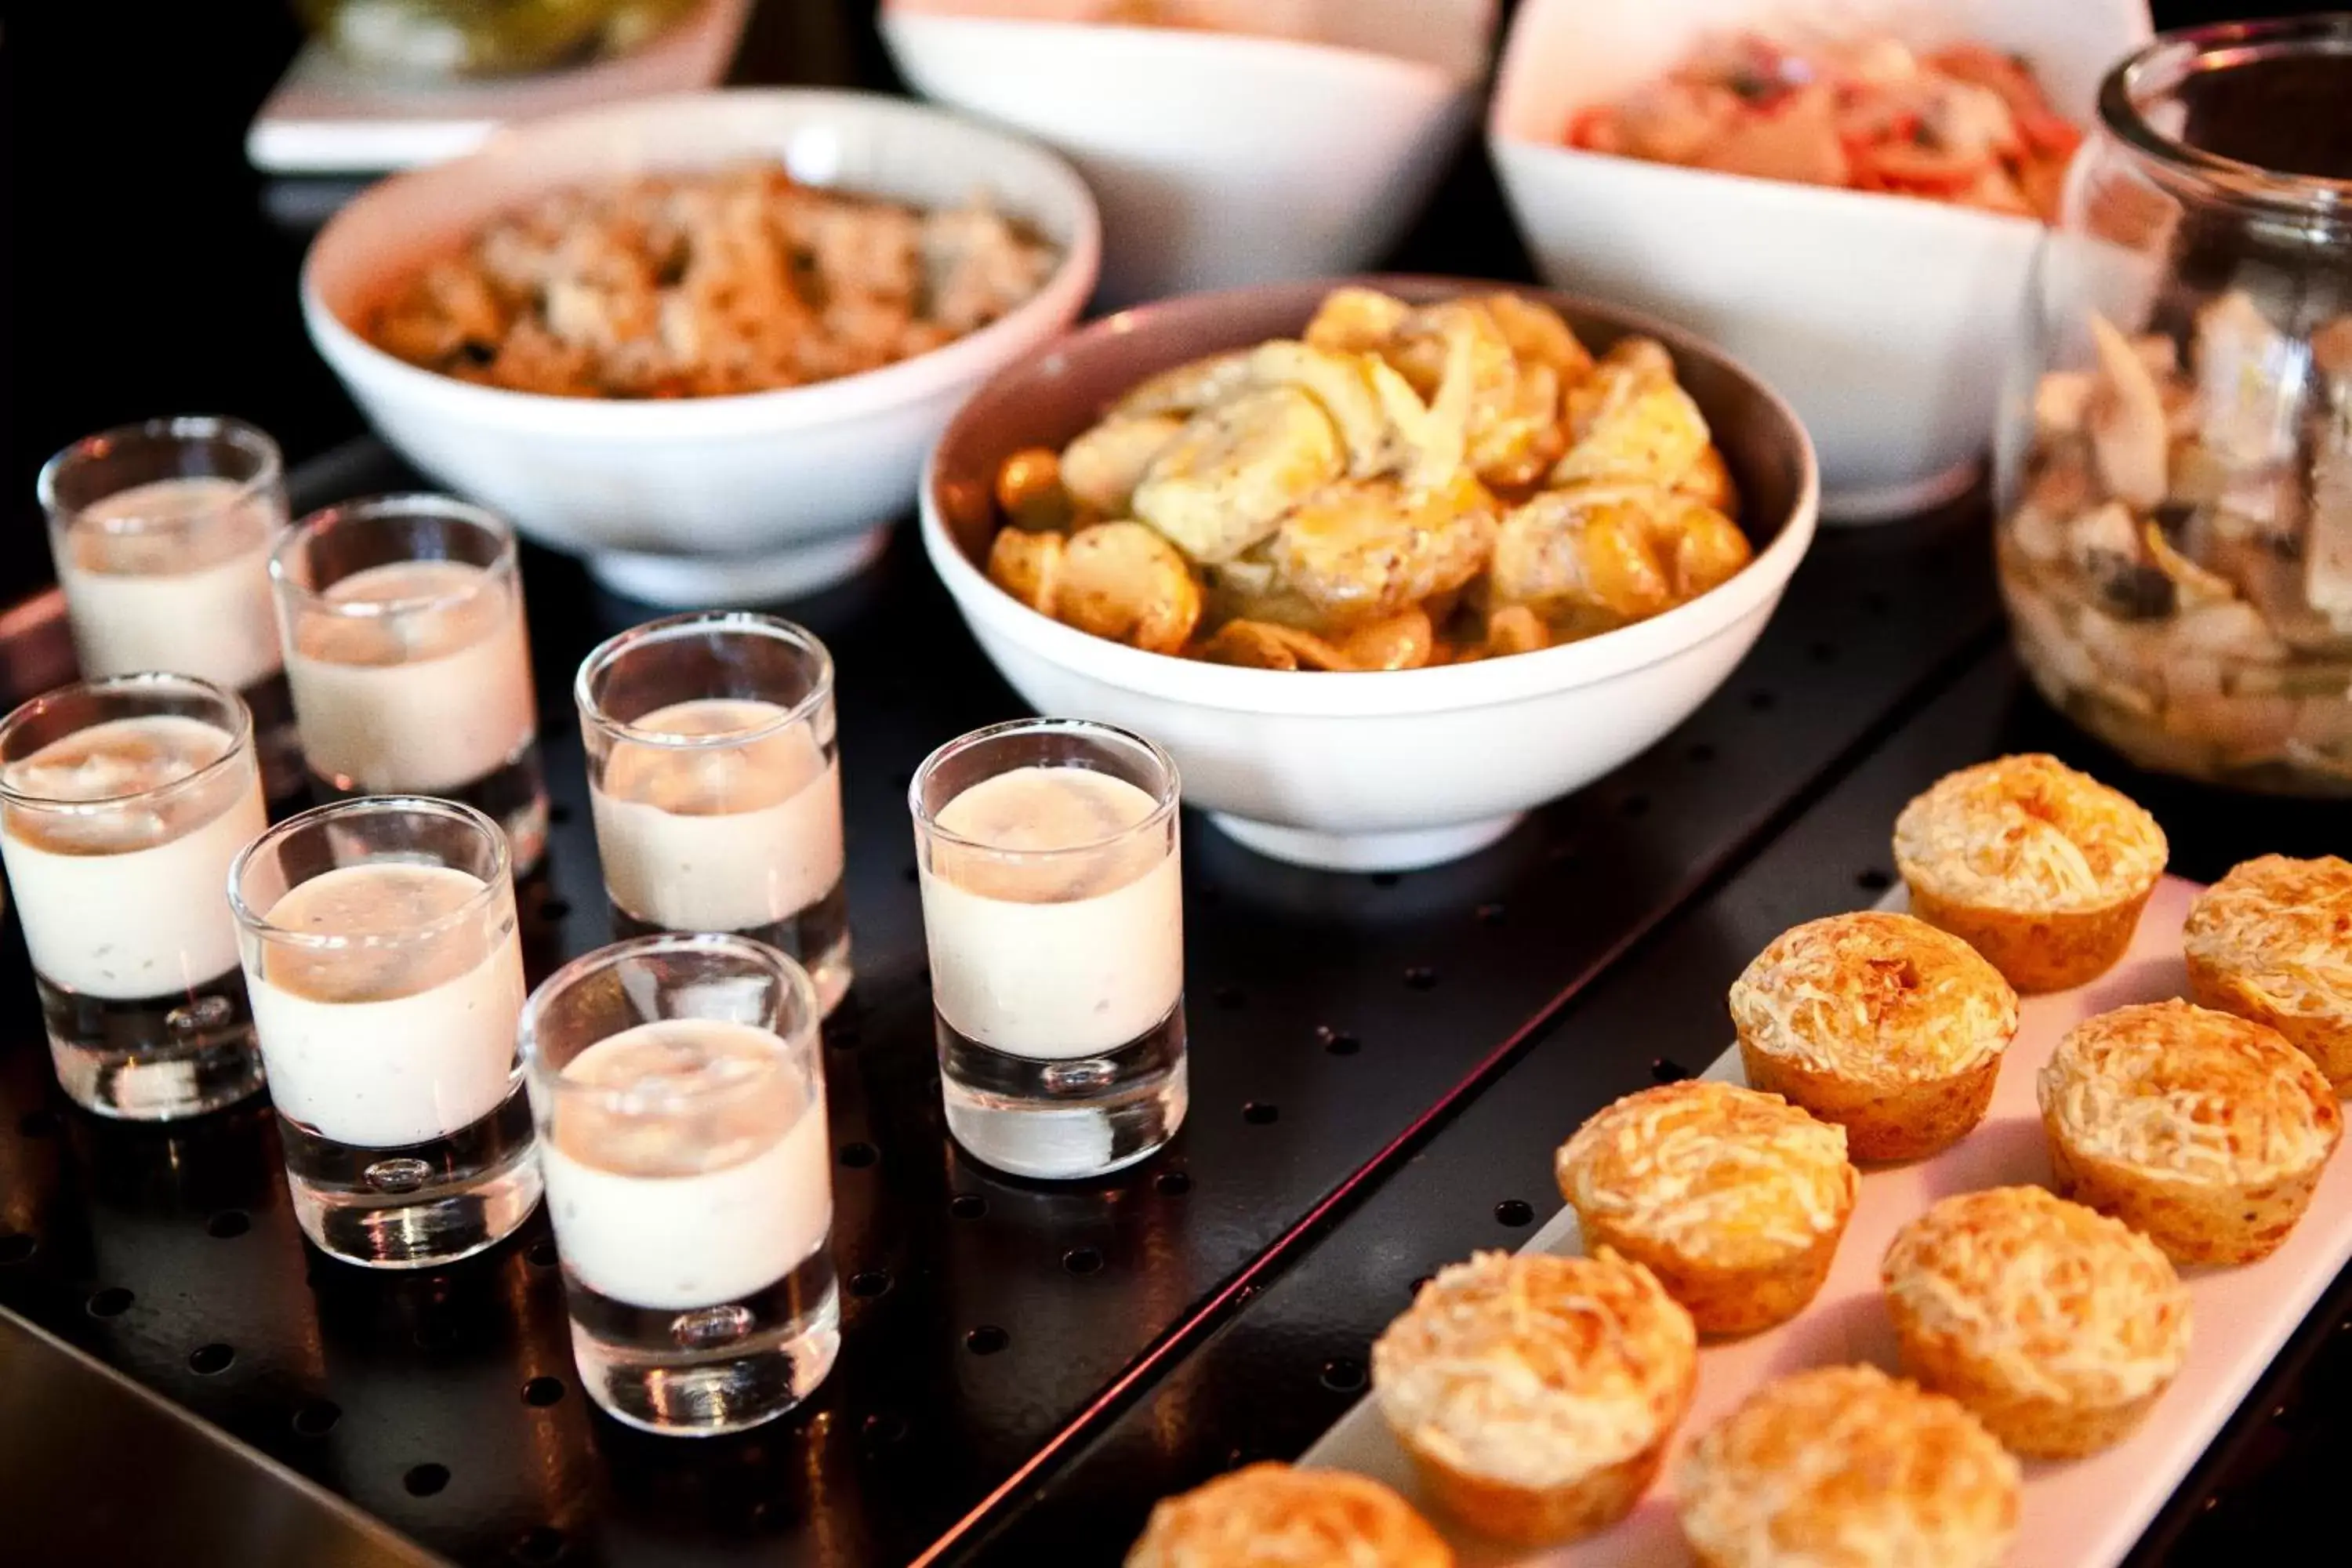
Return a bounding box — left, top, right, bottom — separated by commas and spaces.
1488, 0, 2151, 521
880, 0, 1495, 305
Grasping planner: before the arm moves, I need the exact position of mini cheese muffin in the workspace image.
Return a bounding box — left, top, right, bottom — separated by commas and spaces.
2039, 1000, 2343, 1265
1677, 1365, 2020, 1568
1729, 912, 2019, 1161
1123, 1462, 1453, 1568
1555, 1080, 1858, 1336
2184, 854, 2352, 1092
1893, 753, 2167, 993
1882, 1185, 2190, 1457
1371, 1249, 1697, 1544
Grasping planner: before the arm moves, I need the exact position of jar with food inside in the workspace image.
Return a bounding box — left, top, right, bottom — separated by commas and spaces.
1998, 16, 2352, 795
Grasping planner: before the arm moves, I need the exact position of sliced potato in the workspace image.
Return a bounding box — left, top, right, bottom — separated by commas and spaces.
1110, 350, 1254, 420
1551, 358, 1711, 489
986, 526, 1064, 616
1303, 286, 1411, 355
1495, 484, 1751, 622
1338, 607, 1436, 670
1060, 415, 1185, 516
994, 448, 1073, 532
1481, 292, 1593, 382
1484, 602, 1551, 657
1675, 444, 1740, 514
1266, 473, 1498, 621
1200, 619, 1352, 670
1131, 384, 1344, 563
1055, 521, 1203, 654
1245, 340, 1394, 477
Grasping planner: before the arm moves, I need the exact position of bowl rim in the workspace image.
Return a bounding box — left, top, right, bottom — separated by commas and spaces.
299, 86, 1103, 438
1479, 0, 2152, 244
920, 273, 1820, 719
876, 1, 1495, 89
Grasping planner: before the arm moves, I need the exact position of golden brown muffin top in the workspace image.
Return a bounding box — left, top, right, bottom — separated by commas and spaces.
1677, 1365, 2020, 1568
2184, 855, 2352, 1026
1894, 753, 2166, 914
1372, 1250, 1696, 1491
2039, 1000, 2342, 1184
1730, 911, 2018, 1083
1556, 1080, 1856, 1270
1123, 1462, 1453, 1568
1882, 1185, 2190, 1406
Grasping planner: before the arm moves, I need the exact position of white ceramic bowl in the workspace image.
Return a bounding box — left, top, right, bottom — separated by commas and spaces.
1488, 0, 2151, 521
878, 0, 1494, 306
920, 277, 1820, 872
303, 89, 1099, 607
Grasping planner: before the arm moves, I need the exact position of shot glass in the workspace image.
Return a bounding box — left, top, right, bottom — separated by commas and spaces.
270, 494, 548, 873
910, 718, 1187, 1180
38, 416, 302, 797
229, 797, 538, 1269
575, 613, 850, 1014
521, 932, 838, 1436
0, 673, 268, 1120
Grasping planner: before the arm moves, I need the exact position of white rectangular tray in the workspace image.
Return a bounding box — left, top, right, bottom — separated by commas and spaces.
1305, 877, 2352, 1566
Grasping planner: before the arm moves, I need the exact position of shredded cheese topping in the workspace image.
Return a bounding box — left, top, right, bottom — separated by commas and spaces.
1371, 1250, 1695, 1491
2039, 1000, 2343, 1184
1894, 753, 2167, 914
1557, 1082, 1855, 1268
1730, 912, 2018, 1081
2184, 855, 2352, 1025
1123, 1462, 1450, 1568
1677, 1365, 2020, 1568
1882, 1186, 2190, 1406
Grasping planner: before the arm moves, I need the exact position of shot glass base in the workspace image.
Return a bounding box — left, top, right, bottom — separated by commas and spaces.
38, 971, 264, 1122
610, 882, 852, 1018
937, 1003, 1188, 1181
283, 1087, 541, 1269
308, 745, 550, 876
568, 1254, 840, 1436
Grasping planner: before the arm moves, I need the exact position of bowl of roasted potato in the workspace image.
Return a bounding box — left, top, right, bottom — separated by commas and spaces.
920, 276, 1818, 872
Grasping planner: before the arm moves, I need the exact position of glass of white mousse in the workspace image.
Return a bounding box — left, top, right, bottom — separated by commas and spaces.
0, 673, 269, 1120
270, 494, 548, 873
575, 613, 849, 1015
909, 718, 1186, 1180
521, 932, 837, 1436
228, 797, 538, 1269
38, 417, 302, 798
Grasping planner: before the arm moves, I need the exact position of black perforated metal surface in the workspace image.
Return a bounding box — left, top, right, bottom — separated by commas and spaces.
972, 647, 2352, 1566
0, 441, 2008, 1566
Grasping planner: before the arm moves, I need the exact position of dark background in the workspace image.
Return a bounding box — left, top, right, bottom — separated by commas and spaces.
0, 0, 2301, 609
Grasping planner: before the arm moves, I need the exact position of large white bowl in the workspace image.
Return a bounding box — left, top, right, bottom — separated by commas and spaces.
920, 277, 1820, 873
1488, 0, 2150, 521
878, 0, 1494, 306
303, 89, 1099, 607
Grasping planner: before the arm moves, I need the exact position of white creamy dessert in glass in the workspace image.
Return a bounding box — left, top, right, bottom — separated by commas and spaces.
522, 933, 839, 1436
0, 676, 267, 1120
231, 797, 538, 1269
539, 1018, 833, 1312
923, 766, 1183, 1057
576, 614, 851, 1013
38, 417, 301, 796
912, 720, 1188, 1180
274, 495, 547, 872
246, 862, 528, 1149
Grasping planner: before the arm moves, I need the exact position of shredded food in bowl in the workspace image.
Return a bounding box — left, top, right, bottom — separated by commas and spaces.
1568, 33, 2082, 220
366, 162, 1059, 399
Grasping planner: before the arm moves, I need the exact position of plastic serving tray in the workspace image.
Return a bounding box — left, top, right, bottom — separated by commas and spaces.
1304, 877, 2352, 1568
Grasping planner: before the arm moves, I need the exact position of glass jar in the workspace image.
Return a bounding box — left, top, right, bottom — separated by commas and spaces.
1997, 16, 2352, 796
